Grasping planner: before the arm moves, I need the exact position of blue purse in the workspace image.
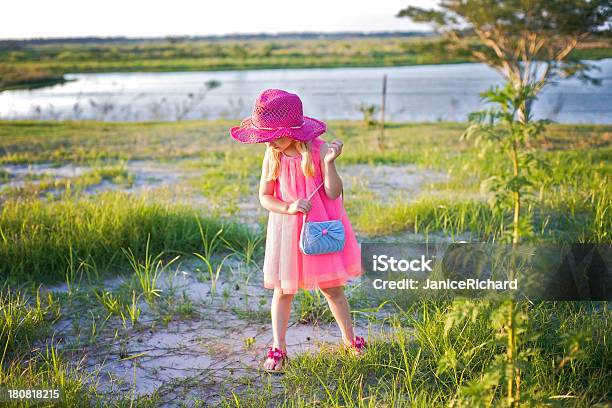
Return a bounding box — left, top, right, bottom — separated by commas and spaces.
299, 182, 346, 255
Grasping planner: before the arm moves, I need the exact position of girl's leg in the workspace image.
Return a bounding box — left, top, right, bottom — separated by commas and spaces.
319, 286, 357, 348
264, 288, 294, 370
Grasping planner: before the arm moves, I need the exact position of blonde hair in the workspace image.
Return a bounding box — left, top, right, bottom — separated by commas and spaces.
264, 140, 316, 181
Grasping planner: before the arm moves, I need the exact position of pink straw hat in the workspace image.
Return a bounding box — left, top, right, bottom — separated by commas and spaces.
230, 89, 326, 144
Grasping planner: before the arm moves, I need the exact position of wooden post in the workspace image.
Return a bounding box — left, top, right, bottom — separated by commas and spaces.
379, 74, 387, 151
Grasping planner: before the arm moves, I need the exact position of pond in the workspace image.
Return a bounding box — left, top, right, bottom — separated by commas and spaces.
1, 59, 610, 123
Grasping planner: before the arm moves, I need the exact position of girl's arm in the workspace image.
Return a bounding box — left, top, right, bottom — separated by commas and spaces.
259, 150, 312, 215
319, 141, 343, 200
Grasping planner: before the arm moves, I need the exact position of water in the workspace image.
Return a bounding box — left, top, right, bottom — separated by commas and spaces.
1, 60, 611, 123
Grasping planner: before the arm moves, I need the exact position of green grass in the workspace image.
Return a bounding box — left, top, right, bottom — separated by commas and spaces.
0, 190, 256, 284
0, 289, 59, 361
0, 286, 160, 407
0, 120, 228, 164
0, 287, 89, 407
0, 119, 610, 405
1, 36, 610, 90
1, 120, 609, 249
224, 301, 611, 407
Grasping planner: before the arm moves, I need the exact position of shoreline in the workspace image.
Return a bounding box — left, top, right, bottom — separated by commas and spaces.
2, 51, 611, 92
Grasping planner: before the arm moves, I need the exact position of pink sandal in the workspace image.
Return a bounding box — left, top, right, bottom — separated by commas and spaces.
346, 336, 367, 355
264, 346, 288, 373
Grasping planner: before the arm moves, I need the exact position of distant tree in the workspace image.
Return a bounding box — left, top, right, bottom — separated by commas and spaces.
397, 0, 611, 122
230, 44, 249, 60
166, 35, 186, 44
260, 42, 279, 57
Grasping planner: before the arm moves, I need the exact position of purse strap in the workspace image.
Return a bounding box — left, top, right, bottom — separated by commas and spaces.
306, 182, 325, 201
302, 182, 344, 223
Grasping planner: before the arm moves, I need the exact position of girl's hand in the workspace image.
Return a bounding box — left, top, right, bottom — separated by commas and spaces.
287, 199, 312, 215
324, 139, 343, 164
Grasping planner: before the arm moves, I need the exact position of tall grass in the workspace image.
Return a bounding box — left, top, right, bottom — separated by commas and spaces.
0, 288, 59, 366
123, 234, 179, 302
0, 191, 256, 284
352, 198, 505, 240
193, 252, 233, 298
221, 231, 264, 270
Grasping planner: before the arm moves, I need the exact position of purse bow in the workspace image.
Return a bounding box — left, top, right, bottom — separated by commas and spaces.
306, 222, 345, 242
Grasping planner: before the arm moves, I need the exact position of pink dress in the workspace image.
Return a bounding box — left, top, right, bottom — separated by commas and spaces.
263, 136, 363, 294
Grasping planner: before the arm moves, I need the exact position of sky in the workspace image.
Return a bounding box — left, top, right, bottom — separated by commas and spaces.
1, 0, 435, 40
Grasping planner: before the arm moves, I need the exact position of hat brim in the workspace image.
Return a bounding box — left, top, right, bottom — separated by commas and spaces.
229, 116, 326, 144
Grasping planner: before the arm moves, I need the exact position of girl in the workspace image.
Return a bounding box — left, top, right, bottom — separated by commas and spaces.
230, 89, 365, 372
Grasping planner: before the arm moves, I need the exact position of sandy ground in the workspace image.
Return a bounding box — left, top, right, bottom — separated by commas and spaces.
341, 163, 449, 202
0, 160, 192, 193
39, 236, 471, 405
42, 256, 389, 406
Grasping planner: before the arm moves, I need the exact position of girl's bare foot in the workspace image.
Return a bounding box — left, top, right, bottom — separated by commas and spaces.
263, 344, 288, 372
